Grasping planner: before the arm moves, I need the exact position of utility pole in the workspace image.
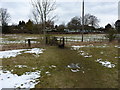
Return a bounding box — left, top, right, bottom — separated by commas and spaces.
81, 0, 84, 42
43, 21, 46, 46
118, 1, 120, 20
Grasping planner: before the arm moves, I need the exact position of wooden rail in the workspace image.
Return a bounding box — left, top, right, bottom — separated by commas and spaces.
25, 37, 109, 48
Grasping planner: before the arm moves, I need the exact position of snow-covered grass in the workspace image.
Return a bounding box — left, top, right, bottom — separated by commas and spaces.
0, 48, 45, 58
71, 44, 118, 69
71, 44, 110, 50
67, 63, 85, 73
1, 34, 118, 88
1, 34, 107, 45
0, 70, 41, 89
15, 65, 28, 68
96, 58, 115, 68
56, 34, 108, 42
1, 44, 118, 88
1, 34, 43, 45
1, 40, 39, 44
0, 49, 27, 58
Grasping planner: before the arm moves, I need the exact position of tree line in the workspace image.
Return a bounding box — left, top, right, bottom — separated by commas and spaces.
0, 0, 119, 34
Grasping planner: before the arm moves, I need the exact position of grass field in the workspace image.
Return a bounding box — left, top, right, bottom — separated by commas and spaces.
0, 34, 119, 88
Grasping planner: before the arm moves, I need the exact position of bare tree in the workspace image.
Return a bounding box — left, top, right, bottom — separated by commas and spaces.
31, 0, 56, 31
32, 10, 39, 25
67, 16, 81, 30
89, 15, 99, 28
0, 8, 10, 26
84, 14, 90, 26
31, 0, 56, 45
84, 13, 99, 28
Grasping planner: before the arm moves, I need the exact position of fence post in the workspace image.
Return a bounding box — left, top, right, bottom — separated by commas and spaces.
63, 37, 65, 47
118, 38, 120, 44
94, 38, 95, 42
25, 40, 26, 46
28, 39, 31, 47
60, 38, 62, 44
46, 36, 48, 44
66, 37, 67, 44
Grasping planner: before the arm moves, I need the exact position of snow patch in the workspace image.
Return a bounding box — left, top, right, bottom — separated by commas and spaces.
49, 65, 57, 68
24, 48, 45, 55
71, 69, 80, 72
78, 51, 92, 58
71, 45, 85, 50
0, 70, 41, 89
0, 48, 45, 59
25, 37, 38, 39
0, 49, 27, 58
15, 65, 27, 68
96, 59, 115, 68
67, 63, 80, 69
84, 55, 92, 58
67, 63, 82, 73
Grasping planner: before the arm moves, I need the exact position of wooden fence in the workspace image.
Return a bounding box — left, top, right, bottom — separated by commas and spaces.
25, 36, 109, 47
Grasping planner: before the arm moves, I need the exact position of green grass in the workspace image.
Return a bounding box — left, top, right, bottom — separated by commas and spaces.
2, 44, 118, 88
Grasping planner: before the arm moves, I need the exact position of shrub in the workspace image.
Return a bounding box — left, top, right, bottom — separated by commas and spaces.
105, 28, 117, 42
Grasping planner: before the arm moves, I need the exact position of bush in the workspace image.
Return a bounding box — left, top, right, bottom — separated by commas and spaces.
105, 28, 117, 42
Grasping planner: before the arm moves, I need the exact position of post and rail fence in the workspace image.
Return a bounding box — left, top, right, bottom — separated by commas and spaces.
25, 36, 110, 48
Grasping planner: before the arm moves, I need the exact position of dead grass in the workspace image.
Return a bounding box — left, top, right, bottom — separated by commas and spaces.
2, 44, 118, 88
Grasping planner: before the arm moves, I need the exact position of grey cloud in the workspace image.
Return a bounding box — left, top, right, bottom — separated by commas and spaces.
0, 0, 118, 27
1, 2, 31, 24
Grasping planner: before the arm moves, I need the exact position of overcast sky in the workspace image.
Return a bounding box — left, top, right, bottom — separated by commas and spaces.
0, 0, 119, 27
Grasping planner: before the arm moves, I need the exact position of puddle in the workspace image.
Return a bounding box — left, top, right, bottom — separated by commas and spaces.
0, 70, 41, 89
0, 48, 45, 58
96, 59, 115, 68
15, 65, 27, 68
